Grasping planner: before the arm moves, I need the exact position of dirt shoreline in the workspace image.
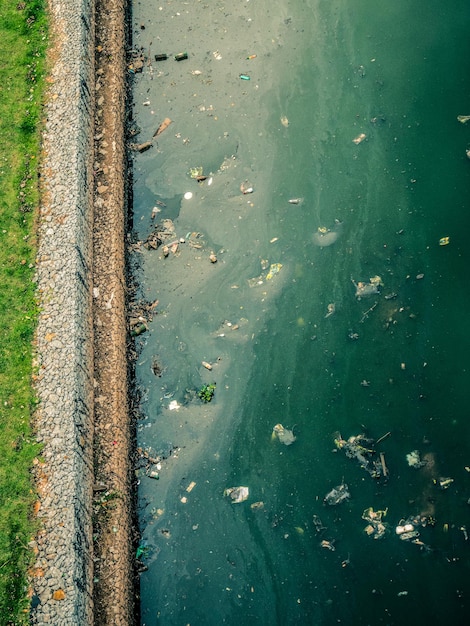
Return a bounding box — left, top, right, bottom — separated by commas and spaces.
92, 0, 137, 623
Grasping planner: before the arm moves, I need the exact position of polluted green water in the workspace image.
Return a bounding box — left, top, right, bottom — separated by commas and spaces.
130, 1, 470, 624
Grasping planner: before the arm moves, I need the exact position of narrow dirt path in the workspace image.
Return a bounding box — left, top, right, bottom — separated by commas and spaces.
92, 0, 136, 624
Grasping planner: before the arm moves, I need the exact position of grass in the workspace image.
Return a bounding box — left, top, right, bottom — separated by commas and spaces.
0, 0, 47, 622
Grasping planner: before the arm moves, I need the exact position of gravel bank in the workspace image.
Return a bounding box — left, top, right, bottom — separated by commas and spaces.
31, 0, 134, 623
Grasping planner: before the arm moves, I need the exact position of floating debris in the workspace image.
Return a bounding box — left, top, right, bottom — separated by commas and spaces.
325, 303, 335, 318
434, 477, 454, 490
224, 486, 249, 503
352, 133, 367, 144
352, 275, 383, 299
312, 220, 343, 247
362, 507, 389, 539
439, 236, 450, 246
189, 166, 204, 179
240, 181, 254, 194
334, 433, 387, 479
153, 117, 172, 137
280, 115, 289, 127
313, 514, 326, 533
457, 115, 470, 124
288, 197, 304, 205
320, 539, 335, 551
130, 140, 153, 153
406, 450, 426, 468
272, 423, 296, 446
324, 483, 350, 506
266, 263, 282, 280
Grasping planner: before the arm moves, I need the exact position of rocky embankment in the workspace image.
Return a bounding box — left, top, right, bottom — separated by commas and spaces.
31, 0, 134, 624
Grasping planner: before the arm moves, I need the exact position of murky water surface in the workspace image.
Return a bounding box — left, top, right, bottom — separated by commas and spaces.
130, 1, 470, 624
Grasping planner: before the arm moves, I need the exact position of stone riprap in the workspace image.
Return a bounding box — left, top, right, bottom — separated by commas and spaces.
32, 0, 133, 621
32, 0, 95, 623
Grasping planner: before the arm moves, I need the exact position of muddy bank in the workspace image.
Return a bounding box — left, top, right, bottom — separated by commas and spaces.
32, 0, 135, 623
92, 0, 136, 623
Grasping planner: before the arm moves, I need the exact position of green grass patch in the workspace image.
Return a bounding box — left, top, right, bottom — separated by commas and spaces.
0, 0, 47, 622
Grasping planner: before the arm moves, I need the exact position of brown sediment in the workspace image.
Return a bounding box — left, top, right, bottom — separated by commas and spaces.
92, 0, 136, 623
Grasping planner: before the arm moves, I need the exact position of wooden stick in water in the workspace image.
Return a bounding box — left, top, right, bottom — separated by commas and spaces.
375, 431, 391, 445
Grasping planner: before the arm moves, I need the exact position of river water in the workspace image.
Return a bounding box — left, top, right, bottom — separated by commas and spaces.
130, 1, 470, 624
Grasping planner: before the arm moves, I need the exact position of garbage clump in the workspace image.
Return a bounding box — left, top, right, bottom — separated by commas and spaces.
288, 197, 304, 205
334, 433, 387, 479
266, 263, 282, 280
127, 48, 146, 74
224, 486, 249, 503
272, 423, 296, 446
248, 261, 283, 287
457, 115, 470, 124
188, 166, 206, 181
406, 450, 427, 469
144, 218, 177, 251
324, 482, 350, 506
362, 507, 389, 539
439, 236, 450, 246
351, 275, 383, 299
395, 520, 419, 542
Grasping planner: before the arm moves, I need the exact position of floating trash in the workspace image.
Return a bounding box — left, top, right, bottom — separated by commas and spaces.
184, 191, 193, 200
325, 303, 335, 318
334, 433, 387, 479
153, 117, 172, 137
439, 236, 450, 246
320, 539, 335, 551
240, 181, 254, 194
351, 275, 383, 299
266, 263, 282, 280
272, 423, 296, 446
224, 486, 249, 503
406, 450, 426, 468
324, 483, 350, 506
312, 221, 343, 247
280, 115, 289, 127
362, 507, 389, 540
189, 166, 204, 179
352, 132, 367, 144
434, 476, 454, 490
